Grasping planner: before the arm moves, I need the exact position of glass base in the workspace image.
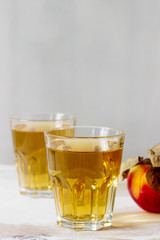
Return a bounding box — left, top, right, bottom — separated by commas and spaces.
57, 217, 112, 231
20, 187, 53, 198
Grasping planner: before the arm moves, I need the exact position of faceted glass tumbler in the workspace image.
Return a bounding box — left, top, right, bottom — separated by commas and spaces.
10, 113, 76, 198
45, 126, 125, 230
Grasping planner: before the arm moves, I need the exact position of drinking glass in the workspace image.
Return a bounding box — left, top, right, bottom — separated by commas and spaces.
45, 126, 125, 230
10, 113, 76, 198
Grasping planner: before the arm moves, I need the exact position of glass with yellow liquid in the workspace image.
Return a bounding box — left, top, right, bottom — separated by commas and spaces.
45, 126, 125, 230
10, 113, 76, 198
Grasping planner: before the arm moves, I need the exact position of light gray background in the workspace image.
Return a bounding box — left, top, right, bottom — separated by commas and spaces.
0, 0, 160, 164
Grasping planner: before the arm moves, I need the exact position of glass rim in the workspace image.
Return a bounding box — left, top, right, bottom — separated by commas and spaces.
44, 126, 125, 139
10, 112, 76, 122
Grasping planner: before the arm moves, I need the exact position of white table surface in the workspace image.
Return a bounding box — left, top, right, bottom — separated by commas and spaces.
0, 165, 160, 240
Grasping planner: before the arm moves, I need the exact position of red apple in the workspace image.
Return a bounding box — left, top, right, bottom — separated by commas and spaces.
127, 164, 160, 213
122, 144, 160, 213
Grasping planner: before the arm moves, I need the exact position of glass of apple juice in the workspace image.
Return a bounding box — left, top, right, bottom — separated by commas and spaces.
10, 113, 76, 198
45, 126, 125, 230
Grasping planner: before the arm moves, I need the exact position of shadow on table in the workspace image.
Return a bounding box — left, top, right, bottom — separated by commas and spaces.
1, 212, 160, 238
112, 211, 160, 228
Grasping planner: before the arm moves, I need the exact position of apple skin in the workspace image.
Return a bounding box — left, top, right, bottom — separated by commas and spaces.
127, 164, 160, 213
